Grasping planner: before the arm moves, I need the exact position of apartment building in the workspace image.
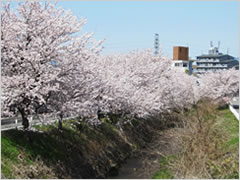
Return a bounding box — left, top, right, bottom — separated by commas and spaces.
195, 45, 239, 74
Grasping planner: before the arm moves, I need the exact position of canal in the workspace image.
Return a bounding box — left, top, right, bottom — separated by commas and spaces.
109, 129, 179, 179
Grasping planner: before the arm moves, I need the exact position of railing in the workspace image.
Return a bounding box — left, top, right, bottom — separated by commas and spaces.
197, 59, 220, 63
229, 105, 239, 121
196, 64, 227, 68
1, 114, 77, 131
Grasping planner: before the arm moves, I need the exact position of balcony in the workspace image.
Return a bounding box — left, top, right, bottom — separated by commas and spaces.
196, 64, 227, 68
197, 58, 220, 63
195, 67, 228, 73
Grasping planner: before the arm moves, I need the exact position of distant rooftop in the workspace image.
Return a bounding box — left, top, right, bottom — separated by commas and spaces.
197, 42, 235, 59
197, 54, 229, 58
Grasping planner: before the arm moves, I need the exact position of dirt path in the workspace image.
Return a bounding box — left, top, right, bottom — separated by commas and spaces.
109, 128, 180, 179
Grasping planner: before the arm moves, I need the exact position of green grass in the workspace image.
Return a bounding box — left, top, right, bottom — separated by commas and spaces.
214, 108, 239, 179
219, 108, 239, 132
1, 136, 20, 161
1, 135, 36, 178
209, 107, 239, 156
152, 156, 175, 179
152, 170, 173, 179
225, 137, 239, 148
1, 136, 20, 178
1, 121, 82, 178
1, 117, 128, 178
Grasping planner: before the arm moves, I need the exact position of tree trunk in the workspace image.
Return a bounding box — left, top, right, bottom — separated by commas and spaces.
18, 108, 29, 130
59, 118, 63, 130
58, 112, 63, 130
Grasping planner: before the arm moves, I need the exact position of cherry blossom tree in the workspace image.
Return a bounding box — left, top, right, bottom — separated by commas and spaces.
93, 50, 197, 128
1, 1, 103, 129
197, 69, 239, 104
94, 50, 238, 127
2, 2, 238, 132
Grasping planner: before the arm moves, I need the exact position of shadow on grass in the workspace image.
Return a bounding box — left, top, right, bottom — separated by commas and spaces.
2, 116, 172, 179
2, 119, 136, 179
2, 124, 106, 178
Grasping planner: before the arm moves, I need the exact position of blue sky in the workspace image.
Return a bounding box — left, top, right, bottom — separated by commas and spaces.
8, 1, 239, 58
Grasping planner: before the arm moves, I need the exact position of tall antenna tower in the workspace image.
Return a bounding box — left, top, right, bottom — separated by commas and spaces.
154, 33, 159, 56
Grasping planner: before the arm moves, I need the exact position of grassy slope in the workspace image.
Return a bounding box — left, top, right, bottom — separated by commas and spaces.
2, 122, 70, 178
213, 108, 239, 179
152, 105, 239, 179
1, 105, 238, 179
1, 119, 124, 178
219, 108, 239, 150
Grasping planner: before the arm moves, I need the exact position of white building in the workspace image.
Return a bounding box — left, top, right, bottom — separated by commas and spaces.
172, 60, 191, 73
172, 46, 193, 75
195, 43, 239, 74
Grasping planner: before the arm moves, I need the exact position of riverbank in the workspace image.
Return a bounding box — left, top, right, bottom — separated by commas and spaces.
152, 101, 239, 179
1, 114, 174, 179
2, 101, 238, 179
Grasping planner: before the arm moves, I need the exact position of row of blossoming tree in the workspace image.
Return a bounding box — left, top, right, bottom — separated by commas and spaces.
1, 1, 239, 130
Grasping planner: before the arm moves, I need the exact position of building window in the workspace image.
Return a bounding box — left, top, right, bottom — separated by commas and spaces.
183, 63, 187, 67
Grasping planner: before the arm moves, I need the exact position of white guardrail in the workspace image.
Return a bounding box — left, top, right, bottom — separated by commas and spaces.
229, 105, 239, 121
1, 114, 77, 131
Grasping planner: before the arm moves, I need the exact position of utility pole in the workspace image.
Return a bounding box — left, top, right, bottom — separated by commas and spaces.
154, 33, 159, 56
